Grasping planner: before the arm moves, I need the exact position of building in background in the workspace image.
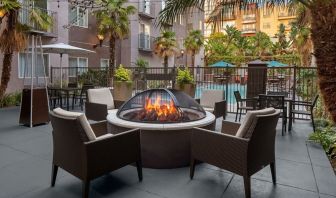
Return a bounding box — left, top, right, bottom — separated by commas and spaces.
204, 3, 296, 39
0, 0, 204, 93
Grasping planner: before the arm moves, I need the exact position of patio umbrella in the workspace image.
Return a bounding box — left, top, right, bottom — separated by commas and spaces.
210, 61, 234, 67
266, 60, 288, 67
41, 43, 95, 88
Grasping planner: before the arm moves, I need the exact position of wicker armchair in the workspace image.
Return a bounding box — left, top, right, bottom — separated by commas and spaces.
291, 95, 319, 132
85, 88, 124, 121
190, 109, 280, 198
49, 109, 142, 198
234, 91, 256, 122
196, 89, 227, 119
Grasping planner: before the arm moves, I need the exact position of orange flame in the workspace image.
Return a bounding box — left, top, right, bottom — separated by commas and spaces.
144, 96, 179, 121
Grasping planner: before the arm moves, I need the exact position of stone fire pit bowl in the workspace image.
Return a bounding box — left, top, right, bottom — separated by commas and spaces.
106, 89, 216, 169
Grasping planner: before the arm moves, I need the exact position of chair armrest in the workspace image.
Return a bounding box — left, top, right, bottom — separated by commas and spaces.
292, 101, 313, 107
195, 98, 200, 104
85, 102, 107, 121
191, 127, 248, 174
84, 129, 141, 178
214, 100, 227, 119
221, 121, 240, 136
90, 121, 108, 137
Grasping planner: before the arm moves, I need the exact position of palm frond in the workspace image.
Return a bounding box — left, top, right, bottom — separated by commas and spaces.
158, 0, 311, 27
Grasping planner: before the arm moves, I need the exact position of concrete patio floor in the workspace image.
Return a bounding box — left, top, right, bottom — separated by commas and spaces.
0, 107, 335, 198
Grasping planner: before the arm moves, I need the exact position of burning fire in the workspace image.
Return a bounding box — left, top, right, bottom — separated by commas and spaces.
137, 96, 181, 122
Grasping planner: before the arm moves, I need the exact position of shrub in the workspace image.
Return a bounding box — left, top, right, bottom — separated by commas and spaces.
176, 68, 194, 85
114, 64, 132, 82
309, 127, 336, 151
0, 92, 22, 108
135, 58, 149, 69
78, 69, 108, 87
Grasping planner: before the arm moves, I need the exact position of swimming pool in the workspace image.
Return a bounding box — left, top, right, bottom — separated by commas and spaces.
196, 83, 247, 104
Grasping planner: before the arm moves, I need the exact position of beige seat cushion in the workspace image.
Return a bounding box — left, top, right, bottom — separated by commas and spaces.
236, 107, 276, 138
200, 89, 224, 108
53, 108, 97, 141
203, 107, 214, 113
87, 88, 114, 110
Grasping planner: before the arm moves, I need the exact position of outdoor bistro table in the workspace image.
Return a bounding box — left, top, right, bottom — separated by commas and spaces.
48, 87, 81, 110
253, 95, 294, 131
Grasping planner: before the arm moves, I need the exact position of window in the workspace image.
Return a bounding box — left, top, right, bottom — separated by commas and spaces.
263, 22, 271, 29
139, 0, 150, 14
69, 6, 88, 28
161, 0, 166, 10
68, 57, 88, 77
18, 53, 49, 78
100, 59, 109, 69
179, 14, 184, 25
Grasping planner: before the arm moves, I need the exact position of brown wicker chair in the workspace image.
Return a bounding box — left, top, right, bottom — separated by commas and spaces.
49, 111, 142, 198
85, 88, 124, 121
196, 89, 227, 119
190, 110, 280, 198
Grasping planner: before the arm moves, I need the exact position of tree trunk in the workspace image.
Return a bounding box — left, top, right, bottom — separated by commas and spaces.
191, 51, 195, 67
164, 56, 168, 87
0, 53, 13, 100
109, 35, 116, 79
310, 1, 336, 122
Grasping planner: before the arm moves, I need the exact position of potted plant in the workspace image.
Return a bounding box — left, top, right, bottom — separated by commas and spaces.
113, 64, 133, 101
175, 68, 196, 97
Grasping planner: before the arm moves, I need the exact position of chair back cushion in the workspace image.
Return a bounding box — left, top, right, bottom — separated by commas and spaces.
236, 107, 276, 138
53, 108, 97, 141
200, 89, 225, 108
87, 88, 114, 109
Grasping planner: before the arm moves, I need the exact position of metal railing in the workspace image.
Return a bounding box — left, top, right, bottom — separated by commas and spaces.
139, 33, 155, 51
50, 66, 318, 117
138, 1, 155, 18
18, 5, 58, 35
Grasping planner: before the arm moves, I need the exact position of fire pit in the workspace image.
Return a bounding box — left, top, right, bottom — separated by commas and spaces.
107, 89, 216, 169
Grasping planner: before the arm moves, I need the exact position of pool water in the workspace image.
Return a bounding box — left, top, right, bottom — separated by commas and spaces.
196, 83, 247, 104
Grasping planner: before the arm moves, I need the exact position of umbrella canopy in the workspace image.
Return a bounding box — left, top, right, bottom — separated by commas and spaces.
210, 61, 234, 67
41, 43, 95, 88
266, 60, 288, 67
41, 43, 95, 55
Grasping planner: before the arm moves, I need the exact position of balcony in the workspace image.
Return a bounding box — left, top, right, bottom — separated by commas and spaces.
242, 28, 256, 34
278, 12, 296, 20
18, 6, 58, 37
242, 15, 256, 23
138, 1, 155, 19
139, 33, 154, 52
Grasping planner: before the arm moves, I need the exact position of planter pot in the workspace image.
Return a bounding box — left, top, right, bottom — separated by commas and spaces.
113, 81, 133, 101
175, 83, 196, 98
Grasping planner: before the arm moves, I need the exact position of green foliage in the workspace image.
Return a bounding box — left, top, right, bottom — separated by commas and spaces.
309, 127, 336, 151
184, 30, 204, 54
135, 58, 149, 69
78, 69, 108, 87
0, 92, 21, 108
114, 64, 132, 82
154, 31, 178, 58
176, 68, 194, 85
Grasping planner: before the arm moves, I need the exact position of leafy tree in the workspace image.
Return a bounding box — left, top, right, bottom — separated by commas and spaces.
158, 0, 336, 123
154, 31, 178, 75
0, 0, 52, 100
183, 30, 204, 67
94, 0, 136, 77
250, 31, 273, 56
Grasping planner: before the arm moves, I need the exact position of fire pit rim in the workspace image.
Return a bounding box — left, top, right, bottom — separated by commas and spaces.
107, 109, 215, 131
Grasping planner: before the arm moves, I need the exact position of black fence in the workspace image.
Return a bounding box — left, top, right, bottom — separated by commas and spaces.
50, 66, 318, 116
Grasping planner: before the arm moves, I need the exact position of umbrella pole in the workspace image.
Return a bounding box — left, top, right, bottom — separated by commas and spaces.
60, 53, 63, 88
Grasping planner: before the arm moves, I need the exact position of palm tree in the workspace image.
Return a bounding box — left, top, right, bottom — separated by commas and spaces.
158, 0, 336, 123
94, 0, 136, 77
183, 30, 204, 67
250, 31, 272, 57
0, 0, 51, 100
154, 31, 178, 75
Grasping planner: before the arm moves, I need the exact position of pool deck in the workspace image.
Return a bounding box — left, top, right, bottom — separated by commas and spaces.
0, 106, 335, 198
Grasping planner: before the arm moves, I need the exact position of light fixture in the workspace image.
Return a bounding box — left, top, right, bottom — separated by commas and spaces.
0, 8, 7, 19
180, 49, 184, 57
93, 34, 105, 48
